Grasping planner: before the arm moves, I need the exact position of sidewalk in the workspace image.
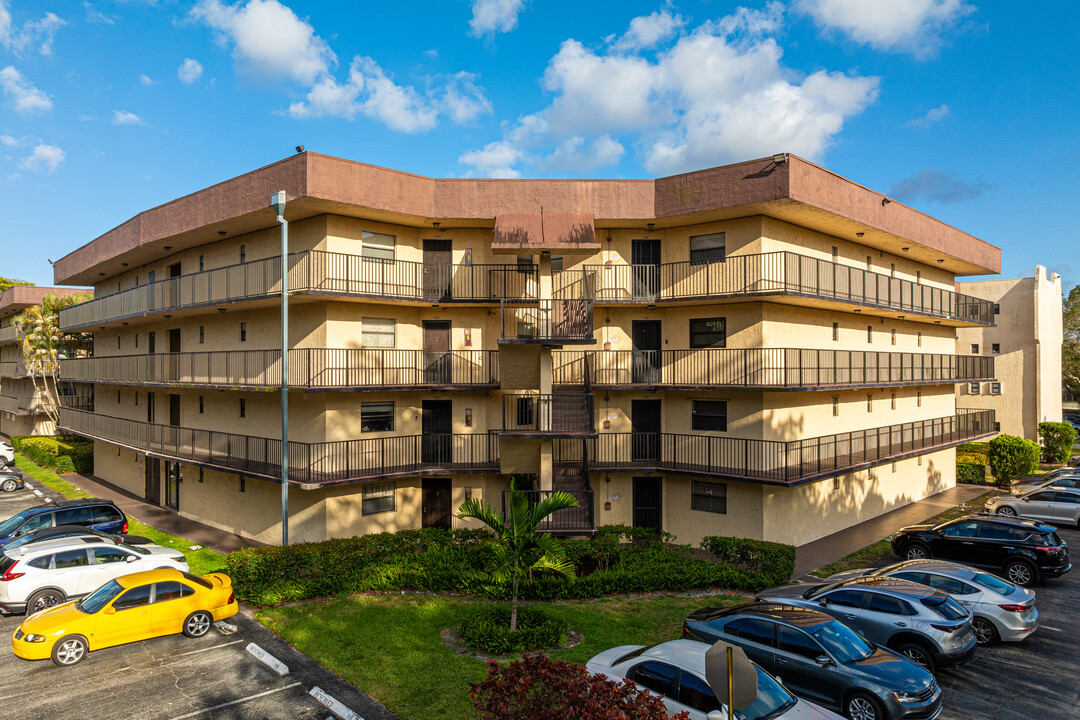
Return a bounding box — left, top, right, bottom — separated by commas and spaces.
63, 472, 263, 555
793, 484, 988, 580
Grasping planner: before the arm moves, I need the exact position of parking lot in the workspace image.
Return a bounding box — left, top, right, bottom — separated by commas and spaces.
0, 486, 397, 720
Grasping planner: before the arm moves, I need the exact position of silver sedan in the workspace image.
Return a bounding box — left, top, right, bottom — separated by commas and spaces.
823, 559, 1037, 645
986, 487, 1080, 527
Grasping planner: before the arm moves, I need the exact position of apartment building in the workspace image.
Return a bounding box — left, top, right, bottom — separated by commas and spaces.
0, 285, 91, 437
955, 266, 1062, 440
53, 152, 999, 546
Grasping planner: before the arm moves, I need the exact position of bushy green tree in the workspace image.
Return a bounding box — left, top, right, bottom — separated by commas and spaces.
989, 434, 1041, 487
1038, 421, 1077, 464
13, 292, 93, 424
1063, 286, 1080, 398
0, 277, 34, 293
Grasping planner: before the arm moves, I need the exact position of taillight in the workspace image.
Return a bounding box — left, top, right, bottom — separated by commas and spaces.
682, 622, 690, 635
122, 520, 129, 534
998, 604, 1028, 612
1036, 546, 1060, 553
0, 562, 23, 582
227, 592, 235, 604
930, 623, 962, 632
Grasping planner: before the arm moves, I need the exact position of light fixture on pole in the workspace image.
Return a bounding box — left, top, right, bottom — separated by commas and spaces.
271, 190, 290, 546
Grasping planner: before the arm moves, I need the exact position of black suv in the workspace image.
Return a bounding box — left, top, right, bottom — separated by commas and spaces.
890, 514, 1070, 586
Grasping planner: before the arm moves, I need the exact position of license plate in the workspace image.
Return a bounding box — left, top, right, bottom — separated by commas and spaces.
962, 633, 974, 645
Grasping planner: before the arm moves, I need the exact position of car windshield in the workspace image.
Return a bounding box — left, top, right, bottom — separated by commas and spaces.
736, 666, 797, 720
811, 621, 875, 663
120, 542, 149, 555
1039, 532, 1064, 547
0, 511, 31, 537
972, 571, 1014, 595
76, 580, 124, 614
921, 594, 968, 620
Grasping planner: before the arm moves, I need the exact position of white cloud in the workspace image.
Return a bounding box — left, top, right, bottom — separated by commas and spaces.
611, 10, 685, 52
191, 0, 335, 85
112, 110, 144, 125
458, 140, 524, 178
908, 103, 950, 127
0, 65, 53, 116
139, 73, 154, 86
0, 133, 18, 147
18, 143, 64, 173
178, 58, 204, 84
0, 1, 66, 57
83, 2, 117, 25
461, 4, 878, 177
440, 71, 492, 124
795, 0, 975, 57
469, 0, 525, 37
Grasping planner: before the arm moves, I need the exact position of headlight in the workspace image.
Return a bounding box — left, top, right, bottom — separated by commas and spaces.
23, 634, 47, 643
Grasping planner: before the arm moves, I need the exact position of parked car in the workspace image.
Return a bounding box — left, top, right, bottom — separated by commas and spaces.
986, 488, 1080, 527
0, 441, 14, 466
586, 639, 843, 720
12, 568, 237, 666
0, 536, 188, 615
889, 514, 1071, 587
1, 524, 152, 551
682, 602, 939, 720
757, 577, 976, 673
0, 499, 128, 545
1014, 472, 1080, 494
0, 467, 24, 493
822, 559, 1037, 645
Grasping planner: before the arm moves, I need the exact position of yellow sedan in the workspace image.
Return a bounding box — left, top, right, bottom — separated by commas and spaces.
12, 568, 238, 666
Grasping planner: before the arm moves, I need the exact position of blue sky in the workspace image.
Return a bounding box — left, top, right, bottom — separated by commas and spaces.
1, 0, 1076, 290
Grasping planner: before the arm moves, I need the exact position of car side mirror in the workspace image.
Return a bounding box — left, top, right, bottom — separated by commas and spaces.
815, 655, 833, 667
104, 606, 116, 615
125, 555, 137, 563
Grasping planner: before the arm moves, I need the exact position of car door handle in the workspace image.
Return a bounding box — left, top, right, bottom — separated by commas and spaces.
777, 658, 789, 665
962, 541, 974, 545
894, 622, 907, 627
843, 614, 857, 620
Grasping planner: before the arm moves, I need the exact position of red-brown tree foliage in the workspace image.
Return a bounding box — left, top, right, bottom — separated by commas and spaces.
470, 653, 691, 720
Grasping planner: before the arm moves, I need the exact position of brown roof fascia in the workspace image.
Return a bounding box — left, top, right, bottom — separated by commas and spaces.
0, 285, 93, 319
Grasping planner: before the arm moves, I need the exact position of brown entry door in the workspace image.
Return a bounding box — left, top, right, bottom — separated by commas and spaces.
145, 457, 161, 504
423, 239, 452, 301
424, 321, 451, 385
164, 462, 180, 511
633, 477, 662, 530
167, 328, 181, 382
422, 400, 452, 463
632, 320, 662, 384
632, 399, 661, 462
422, 478, 452, 529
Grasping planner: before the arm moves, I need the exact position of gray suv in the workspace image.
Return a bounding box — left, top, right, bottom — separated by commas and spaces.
757, 577, 976, 673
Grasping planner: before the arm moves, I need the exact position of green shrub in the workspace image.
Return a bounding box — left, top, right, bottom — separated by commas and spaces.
956, 451, 989, 465
458, 606, 568, 654
957, 442, 991, 454
989, 434, 1040, 487
700, 536, 796, 587
11, 435, 93, 474
957, 462, 987, 484
1038, 422, 1076, 464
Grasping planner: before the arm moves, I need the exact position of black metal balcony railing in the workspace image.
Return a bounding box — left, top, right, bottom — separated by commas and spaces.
503, 490, 594, 533
60, 349, 499, 390
0, 326, 18, 344
553, 252, 994, 324
552, 349, 995, 389
502, 393, 596, 437
500, 299, 595, 343
59, 408, 499, 486
59, 251, 537, 330
0, 361, 18, 378
554, 409, 994, 485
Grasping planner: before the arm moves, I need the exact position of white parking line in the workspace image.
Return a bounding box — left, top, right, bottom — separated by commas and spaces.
178, 639, 244, 656
165, 682, 302, 720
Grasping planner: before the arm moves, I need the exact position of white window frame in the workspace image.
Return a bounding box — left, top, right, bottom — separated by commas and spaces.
361, 317, 395, 348
361, 231, 396, 262
362, 482, 396, 515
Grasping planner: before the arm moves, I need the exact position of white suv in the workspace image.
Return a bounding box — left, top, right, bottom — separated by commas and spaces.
0, 442, 14, 466
0, 537, 189, 615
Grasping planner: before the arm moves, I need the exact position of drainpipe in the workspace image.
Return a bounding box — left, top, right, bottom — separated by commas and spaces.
271, 191, 289, 546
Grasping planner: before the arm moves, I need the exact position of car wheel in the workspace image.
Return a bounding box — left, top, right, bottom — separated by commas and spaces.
971, 616, 999, 646
903, 542, 931, 560
183, 611, 213, 638
897, 642, 936, 673
844, 691, 885, 720
996, 506, 1017, 516
27, 588, 65, 615
1003, 559, 1037, 587
51, 635, 88, 666
0, 478, 16, 492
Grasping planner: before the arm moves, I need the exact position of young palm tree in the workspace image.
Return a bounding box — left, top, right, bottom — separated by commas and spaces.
457, 479, 580, 631
13, 293, 92, 424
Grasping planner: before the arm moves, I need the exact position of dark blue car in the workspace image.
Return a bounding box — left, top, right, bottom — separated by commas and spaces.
0, 499, 128, 545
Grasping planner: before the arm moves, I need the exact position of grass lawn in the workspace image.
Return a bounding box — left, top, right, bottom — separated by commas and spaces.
258, 592, 748, 720
12, 455, 226, 576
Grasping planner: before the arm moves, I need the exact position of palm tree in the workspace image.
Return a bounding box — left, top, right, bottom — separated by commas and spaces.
457, 479, 580, 631
13, 293, 93, 424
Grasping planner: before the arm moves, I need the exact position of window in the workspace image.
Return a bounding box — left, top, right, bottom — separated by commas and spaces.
916, 270, 921, 284
923, 574, 978, 596
154, 581, 188, 602
691, 481, 726, 514
113, 585, 153, 611
891, 328, 896, 346
890, 263, 895, 277
890, 393, 896, 410
832, 396, 839, 417
867, 594, 907, 615
516, 254, 533, 274
778, 626, 826, 660
831, 246, 838, 262
135, 334, 139, 349
239, 476, 245, 493
832, 322, 839, 342
866, 394, 873, 412
990, 382, 1001, 395
117, 389, 121, 404
361, 231, 395, 262
692, 400, 727, 431
240, 322, 247, 342
361, 318, 395, 348
724, 618, 775, 647
239, 399, 246, 418
92, 547, 131, 565
677, 673, 722, 714
867, 326, 873, 343
628, 662, 678, 697
55, 507, 93, 525
991, 343, 1000, 354
199, 468, 204, 483
941, 520, 978, 538
821, 589, 864, 608
994, 422, 1001, 432
892, 461, 897, 472
198, 396, 204, 414
970, 383, 981, 394
199, 255, 204, 272
689, 232, 725, 264
917, 391, 922, 407
53, 549, 89, 569
117, 336, 121, 350
239, 245, 246, 263
90, 506, 122, 524
362, 482, 396, 515
918, 455, 923, 466
866, 256, 872, 271
971, 344, 979, 354
993, 303, 1000, 315
27, 556, 50, 569
917, 331, 922, 347
550, 255, 564, 273
689, 318, 726, 348
361, 402, 394, 432
199, 326, 205, 344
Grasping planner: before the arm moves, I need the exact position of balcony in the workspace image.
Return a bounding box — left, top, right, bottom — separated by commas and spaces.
553, 349, 995, 390
60, 349, 499, 391
499, 299, 595, 344
553, 252, 994, 325
554, 409, 994, 486
501, 393, 596, 438
58, 251, 536, 330
0, 326, 17, 345
59, 408, 499, 487
0, 394, 53, 415
0, 361, 21, 378
503, 490, 595, 535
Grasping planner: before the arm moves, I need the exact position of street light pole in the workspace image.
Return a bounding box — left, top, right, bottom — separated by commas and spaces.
271, 190, 289, 546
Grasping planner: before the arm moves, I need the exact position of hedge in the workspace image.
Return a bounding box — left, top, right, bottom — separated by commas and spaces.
957, 462, 988, 484
11, 435, 93, 474
700, 535, 796, 587
988, 434, 1040, 487
224, 526, 789, 605
1038, 421, 1076, 464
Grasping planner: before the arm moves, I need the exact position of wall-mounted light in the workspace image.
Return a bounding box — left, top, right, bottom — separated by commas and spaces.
937, 259, 945, 264
934, 320, 941, 324
897, 315, 905, 320
99, 272, 105, 276
854, 309, 862, 314
163, 315, 172, 320
433, 222, 440, 230
647, 223, 655, 231
122, 262, 129, 267
122, 322, 128, 326
164, 246, 172, 251
773, 154, 786, 164
295, 145, 305, 153
901, 247, 909, 252
218, 308, 226, 313
882, 198, 892, 206
218, 231, 227, 237
856, 232, 864, 238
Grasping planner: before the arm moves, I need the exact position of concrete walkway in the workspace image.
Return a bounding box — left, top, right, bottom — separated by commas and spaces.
63, 473, 263, 555
793, 484, 989, 580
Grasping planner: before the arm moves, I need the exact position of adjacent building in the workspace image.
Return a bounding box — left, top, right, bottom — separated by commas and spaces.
955, 266, 1063, 440
53, 152, 1000, 546
0, 285, 91, 437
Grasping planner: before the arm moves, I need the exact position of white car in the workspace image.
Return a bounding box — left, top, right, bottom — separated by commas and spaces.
0, 537, 188, 615
587, 639, 842, 720
0, 442, 13, 466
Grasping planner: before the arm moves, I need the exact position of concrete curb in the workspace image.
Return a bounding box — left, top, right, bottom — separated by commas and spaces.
246, 642, 289, 675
